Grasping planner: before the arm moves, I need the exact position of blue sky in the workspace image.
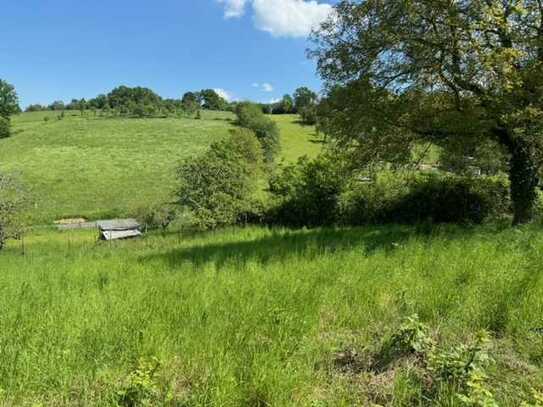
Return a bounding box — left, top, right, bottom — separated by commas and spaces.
1, 0, 334, 108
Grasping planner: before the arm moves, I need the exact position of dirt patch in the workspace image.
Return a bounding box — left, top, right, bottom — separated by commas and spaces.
54, 218, 88, 225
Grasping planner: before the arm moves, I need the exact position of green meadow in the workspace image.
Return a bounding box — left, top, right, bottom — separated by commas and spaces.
2, 112, 543, 405
1, 112, 319, 224
1, 224, 543, 405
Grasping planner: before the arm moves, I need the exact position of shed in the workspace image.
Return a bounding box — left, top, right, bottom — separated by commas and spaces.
97, 219, 142, 241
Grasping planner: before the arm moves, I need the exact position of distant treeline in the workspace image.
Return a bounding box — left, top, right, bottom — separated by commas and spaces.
24, 85, 320, 123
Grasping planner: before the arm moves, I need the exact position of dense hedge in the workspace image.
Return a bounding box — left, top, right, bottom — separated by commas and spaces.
267, 155, 512, 227
235, 103, 280, 163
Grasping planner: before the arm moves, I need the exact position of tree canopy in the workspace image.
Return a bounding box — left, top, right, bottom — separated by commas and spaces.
311, 0, 543, 224
0, 79, 20, 119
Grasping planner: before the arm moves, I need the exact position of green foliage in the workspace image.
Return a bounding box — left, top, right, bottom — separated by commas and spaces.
48, 100, 65, 111
176, 128, 264, 229
268, 153, 347, 226
199, 89, 228, 111
0, 173, 27, 250
0, 79, 19, 119
293, 87, 318, 125
181, 91, 200, 114
107, 86, 163, 118
293, 87, 317, 112
133, 204, 177, 232
384, 175, 511, 225
269, 154, 510, 227
1, 225, 543, 404
311, 0, 543, 224
235, 102, 280, 162
0, 116, 10, 139
117, 357, 162, 406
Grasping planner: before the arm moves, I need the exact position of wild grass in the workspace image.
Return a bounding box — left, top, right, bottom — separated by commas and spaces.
2, 112, 320, 224
1, 223, 542, 405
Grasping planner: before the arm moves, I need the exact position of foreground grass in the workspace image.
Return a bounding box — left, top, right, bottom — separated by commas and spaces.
2, 112, 320, 224
1, 224, 543, 405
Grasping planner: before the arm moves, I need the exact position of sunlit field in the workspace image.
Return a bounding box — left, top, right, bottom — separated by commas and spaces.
1, 224, 543, 405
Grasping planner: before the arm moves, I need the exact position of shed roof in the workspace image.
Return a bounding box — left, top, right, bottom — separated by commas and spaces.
97, 219, 140, 231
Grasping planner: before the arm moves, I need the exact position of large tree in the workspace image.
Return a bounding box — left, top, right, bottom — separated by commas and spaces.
0, 80, 20, 139
293, 87, 318, 112
311, 0, 543, 224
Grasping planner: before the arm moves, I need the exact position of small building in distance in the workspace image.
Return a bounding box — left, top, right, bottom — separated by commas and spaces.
97, 219, 142, 241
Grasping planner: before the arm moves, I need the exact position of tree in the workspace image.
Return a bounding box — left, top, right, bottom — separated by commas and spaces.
176, 129, 264, 229
311, 0, 543, 224
0, 80, 19, 119
181, 92, 200, 114
235, 102, 281, 163
89, 94, 108, 110
49, 101, 65, 111
274, 94, 295, 114
293, 87, 318, 112
199, 89, 227, 111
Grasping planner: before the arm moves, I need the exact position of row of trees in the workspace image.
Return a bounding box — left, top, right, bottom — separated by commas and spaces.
257, 87, 319, 124
25, 87, 231, 118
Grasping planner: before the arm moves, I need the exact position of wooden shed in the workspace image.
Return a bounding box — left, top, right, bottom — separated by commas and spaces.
97, 219, 142, 241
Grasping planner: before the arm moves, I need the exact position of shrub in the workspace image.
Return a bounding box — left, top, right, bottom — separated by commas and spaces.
299, 106, 318, 125
268, 153, 348, 227
0, 173, 27, 250
133, 204, 177, 232
384, 175, 510, 224
338, 170, 410, 225
176, 129, 264, 229
0, 116, 10, 139
235, 102, 280, 163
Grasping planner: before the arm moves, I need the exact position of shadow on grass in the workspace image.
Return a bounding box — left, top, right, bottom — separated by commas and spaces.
140, 224, 481, 270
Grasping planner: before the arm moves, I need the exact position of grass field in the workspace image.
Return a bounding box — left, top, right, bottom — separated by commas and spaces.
1, 224, 543, 405
1, 111, 319, 224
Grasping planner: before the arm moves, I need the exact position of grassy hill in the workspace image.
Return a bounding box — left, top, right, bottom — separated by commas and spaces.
1, 111, 320, 223
1, 224, 543, 405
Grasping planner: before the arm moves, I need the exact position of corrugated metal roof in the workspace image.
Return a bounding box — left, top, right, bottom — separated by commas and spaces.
97, 219, 140, 231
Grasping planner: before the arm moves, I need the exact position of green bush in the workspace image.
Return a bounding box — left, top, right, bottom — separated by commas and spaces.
338, 170, 410, 225
268, 154, 347, 227
0, 116, 10, 139
235, 102, 280, 163
133, 204, 177, 232
0, 173, 27, 250
268, 152, 511, 227
383, 175, 510, 224
176, 128, 264, 229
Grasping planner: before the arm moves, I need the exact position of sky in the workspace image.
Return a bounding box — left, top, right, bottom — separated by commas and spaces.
0, 0, 335, 108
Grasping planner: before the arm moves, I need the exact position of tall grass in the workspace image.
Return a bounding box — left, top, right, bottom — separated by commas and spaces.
0, 224, 542, 405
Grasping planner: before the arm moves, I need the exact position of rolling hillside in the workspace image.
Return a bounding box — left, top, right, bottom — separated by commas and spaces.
0, 111, 320, 223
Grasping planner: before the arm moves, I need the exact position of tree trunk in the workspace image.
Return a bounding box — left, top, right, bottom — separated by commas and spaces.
509, 139, 539, 225
0, 225, 4, 251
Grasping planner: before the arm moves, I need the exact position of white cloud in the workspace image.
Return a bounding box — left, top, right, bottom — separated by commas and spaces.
217, 0, 333, 38
217, 0, 248, 19
253, 0, 333, 38
261, 82, 274, 92
268, 98, 281, 104
252, 82, 274, 92
214, 88, 234, 101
